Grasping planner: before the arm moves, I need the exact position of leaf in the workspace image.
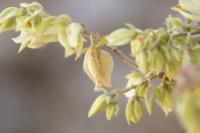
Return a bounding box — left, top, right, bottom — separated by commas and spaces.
160, 46, 171, 61
107, 28, 136, 46
178, 0, 200, 15
155, 83, 174, 116
88, 95, 110, 118
74, 35, 85, 60
165, 58, 181, 79
106, 103, 119, 121
136, 82, 148, 97
67, 22, 82, 48
131, 39, 143, 56
133, 99, 143, 123
125, 98, 143, 125
149, 50, 165, 74
135, 51, 148, 74
171, 48, 182, 61
58, 29, 74, 58
126, 71, 144, 86
166, 15, 182, 32
172, 3, 200, 22
20, 2, 43, 10
144, 86, 155, 115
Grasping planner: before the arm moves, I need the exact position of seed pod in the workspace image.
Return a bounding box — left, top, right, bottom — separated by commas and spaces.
88, 95, 110, 118
125, 99, 143, 125
83, 47, 113, 89
106, 102, 119, 121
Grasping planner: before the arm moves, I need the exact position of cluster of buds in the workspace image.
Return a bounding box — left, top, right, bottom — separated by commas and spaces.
0, 2, 85, 59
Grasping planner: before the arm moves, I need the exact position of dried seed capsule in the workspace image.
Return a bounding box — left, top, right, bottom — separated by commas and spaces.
83, 47, 113, 89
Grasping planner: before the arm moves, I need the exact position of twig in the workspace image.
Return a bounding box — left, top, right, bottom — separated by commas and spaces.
108, 47, 138, 69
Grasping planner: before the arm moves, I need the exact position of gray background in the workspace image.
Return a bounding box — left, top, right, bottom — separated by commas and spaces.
0, 0, 184, 133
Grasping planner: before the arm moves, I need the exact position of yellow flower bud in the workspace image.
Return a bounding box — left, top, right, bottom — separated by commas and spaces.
83, 47, 113, 89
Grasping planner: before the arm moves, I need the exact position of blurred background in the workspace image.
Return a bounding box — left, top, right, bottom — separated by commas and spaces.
0, 0, 185, 133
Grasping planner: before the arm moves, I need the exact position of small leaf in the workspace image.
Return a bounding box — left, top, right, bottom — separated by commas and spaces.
136, 82, 148, 97
149, 50, 165, 74
135, 51, 148, 74
67, 22, 82, 48
125, 99, 143, 125
166, 15, 182, 32
133, 99, 143, 123
88, 95, 109, 118
131, 39, 143, 56
58, 29, 74, 57
18, 38, 31, 53
126, 71, 144, 86
144, 87, 155, 115
107, 28, 136, 46
155, 83, 174, 116
106, 102, 119, 121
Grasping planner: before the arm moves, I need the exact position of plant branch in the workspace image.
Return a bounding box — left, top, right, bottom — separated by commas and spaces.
108, 47, 138, 69
82, 26, 138, 69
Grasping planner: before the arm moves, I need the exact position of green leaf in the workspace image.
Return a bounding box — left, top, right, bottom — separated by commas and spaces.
58, 29, 74, 58
131, 39, 143, 56
126, 71, 144, 86
149, 50, 165, 74
67, 22, 82, 48
88, 95, 110, 118
165, 58, 181, 79
106, 102, 119, 121
135, 51, 148, 74
125, 98, 143, 125
166, 15, 182, 32
144, 87, 155, 115
172, 1, 200, 22
136, 82, 149, 97
107, 28, 136, 46
133, 99, 143, 123
156, 88, 173, 116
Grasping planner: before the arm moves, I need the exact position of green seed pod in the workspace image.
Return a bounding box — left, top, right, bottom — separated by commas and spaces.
106, 102, 119, 121
88, 95, 110, 118
125, 99, 143, 125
